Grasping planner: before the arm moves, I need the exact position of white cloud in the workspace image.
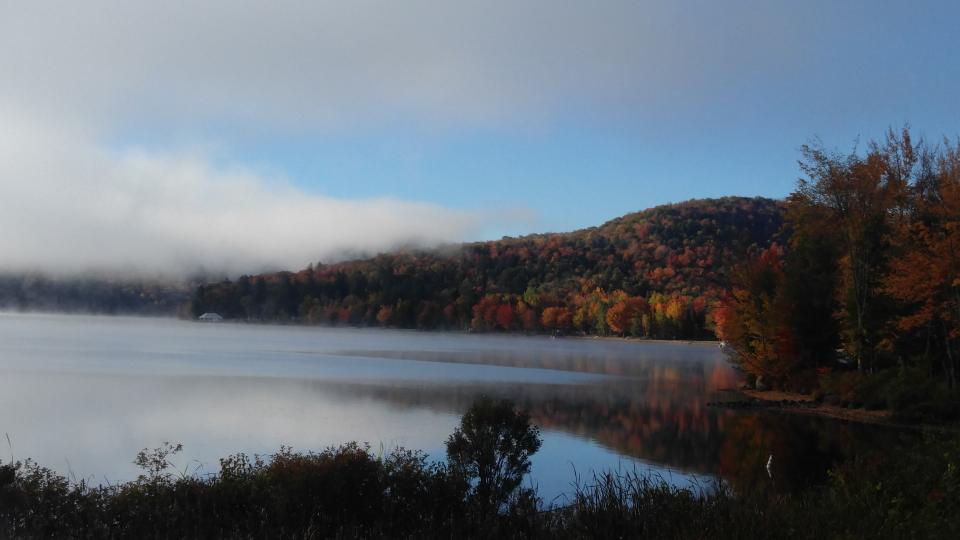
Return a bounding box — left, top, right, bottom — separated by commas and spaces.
0, 106, 480, 275
0, 1, 817, 133
0, 0, 837, 275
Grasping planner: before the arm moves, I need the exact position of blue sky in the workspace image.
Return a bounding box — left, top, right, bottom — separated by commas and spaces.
159, 0, 960, 236
1, 1, 959, 273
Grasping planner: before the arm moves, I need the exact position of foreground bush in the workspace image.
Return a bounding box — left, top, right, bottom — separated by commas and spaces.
0, 444, 467, 539
547, 434, 960, 540
1, 402, 959, 538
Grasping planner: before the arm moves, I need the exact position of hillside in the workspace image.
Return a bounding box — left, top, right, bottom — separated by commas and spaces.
189, 196, 783, 339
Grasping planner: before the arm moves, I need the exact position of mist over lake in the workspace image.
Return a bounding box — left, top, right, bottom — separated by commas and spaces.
0, 312, 894, 503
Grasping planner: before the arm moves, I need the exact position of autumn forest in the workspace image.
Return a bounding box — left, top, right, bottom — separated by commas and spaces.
190, 196, 783, 340
188, 128, 960, 423
715, 129, 960, 420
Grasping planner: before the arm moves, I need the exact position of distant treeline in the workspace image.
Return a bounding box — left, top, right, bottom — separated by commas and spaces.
0, 273, 192, 316
189, 197, 783, 340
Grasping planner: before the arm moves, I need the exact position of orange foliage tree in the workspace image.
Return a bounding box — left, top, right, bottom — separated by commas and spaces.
541, 306, 573, 333
376, 305, 393, 326
885, 142, 960, 387
714, 245, 797, 388
606, 297, 648, 336
471, 296, 500, 331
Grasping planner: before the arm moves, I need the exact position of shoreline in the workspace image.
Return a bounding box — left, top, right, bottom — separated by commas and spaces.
564, 333, 718, 346
189, 313, 721, 346
713, 389, 959, 432
3, 310, 719, 346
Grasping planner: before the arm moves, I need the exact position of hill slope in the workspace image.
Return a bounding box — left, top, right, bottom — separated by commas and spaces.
190, 196, 783, 339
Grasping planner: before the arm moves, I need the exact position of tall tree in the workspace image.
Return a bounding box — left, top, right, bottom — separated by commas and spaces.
795, 129, 913, 371
885, 141, 960, 387
780, 196, 841, 371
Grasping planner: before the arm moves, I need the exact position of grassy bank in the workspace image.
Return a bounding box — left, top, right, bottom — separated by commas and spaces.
2, 439, 958, 539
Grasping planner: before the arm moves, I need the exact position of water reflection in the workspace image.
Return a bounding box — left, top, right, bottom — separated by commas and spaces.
0, 313, 905, 500
717, 412, 911, 494
329, 341, 725, 378
306, 378, 735, 474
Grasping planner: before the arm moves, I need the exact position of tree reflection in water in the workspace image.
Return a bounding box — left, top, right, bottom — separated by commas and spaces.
303, 351, 904, 494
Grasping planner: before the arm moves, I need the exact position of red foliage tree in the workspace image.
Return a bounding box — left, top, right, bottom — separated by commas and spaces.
495, 304, 515, 331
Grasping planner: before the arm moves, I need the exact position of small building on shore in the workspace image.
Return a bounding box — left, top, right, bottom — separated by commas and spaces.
198, 312, 224, 322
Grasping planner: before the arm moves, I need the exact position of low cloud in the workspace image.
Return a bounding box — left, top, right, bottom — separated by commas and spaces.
0, 1, 878, 277
0, 108, 481, 276
0, 1, 819, 133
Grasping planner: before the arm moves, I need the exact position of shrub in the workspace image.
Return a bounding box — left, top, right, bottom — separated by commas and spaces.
2, 400, 959, 538
445, 397, 542, 518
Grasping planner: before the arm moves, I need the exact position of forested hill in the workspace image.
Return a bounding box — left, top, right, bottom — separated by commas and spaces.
190, 197, 784, 339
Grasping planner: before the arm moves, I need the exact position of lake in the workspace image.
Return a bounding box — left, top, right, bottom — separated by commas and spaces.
0, 312, 899, 502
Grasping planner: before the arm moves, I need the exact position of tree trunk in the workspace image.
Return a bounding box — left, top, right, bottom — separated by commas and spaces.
944, 321, 957, 390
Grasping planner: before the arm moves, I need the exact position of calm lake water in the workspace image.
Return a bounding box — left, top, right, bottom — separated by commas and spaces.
0, 312, 899, 502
